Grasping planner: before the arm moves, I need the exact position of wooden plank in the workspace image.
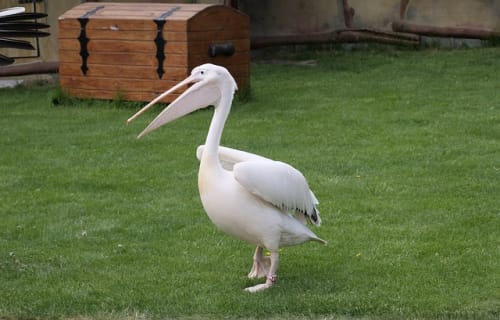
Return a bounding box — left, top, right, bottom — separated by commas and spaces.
87, 19, 156, 31
59, 16, 187, 35
60, 62, 162, 79
60, 75, 182, 92
163, 20, 188, 33
60, 29, 193, 42
59, 49, 186, 67
63, 11, 159, 19
59, 26, 156, 41
163, 31, 188, 42
59, 50, 153, 65
80, 9, 205, 19
59, 23, 187, 41
59, 38, 153, 53
59, 3, 213, 20
80, 20, 190, 35
58, 24, 80, 38
58, 2, 209, 14
60, 62, 188, 81
91, 10, 175, 19
60, 63, 156, 79
164, 41, 189, 55
86, 19, 186, 33
58, 50, 83, 64
63, 87, 180, 103
59, 38, 188, 55
88, 2, 210, 12
58, 19, 80, 30
59, 50, 188, 67
392, 20, 500, 40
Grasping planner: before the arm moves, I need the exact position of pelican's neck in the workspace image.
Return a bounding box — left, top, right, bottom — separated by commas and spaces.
202, 86, 234, 166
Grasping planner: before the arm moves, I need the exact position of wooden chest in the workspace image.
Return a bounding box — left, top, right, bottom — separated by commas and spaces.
58, 2, 249, 102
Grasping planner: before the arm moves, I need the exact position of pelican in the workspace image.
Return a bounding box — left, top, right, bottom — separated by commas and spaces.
127, 64, 326, 292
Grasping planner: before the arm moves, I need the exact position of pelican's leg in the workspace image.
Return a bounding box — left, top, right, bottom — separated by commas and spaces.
248, 246, 270, 279
245, 250, 279, 293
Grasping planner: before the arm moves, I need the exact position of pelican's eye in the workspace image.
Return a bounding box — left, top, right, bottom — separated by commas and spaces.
200, 70, 205, 75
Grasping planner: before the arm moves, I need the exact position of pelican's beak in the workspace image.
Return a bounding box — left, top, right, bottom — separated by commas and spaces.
127, 73, 220, 138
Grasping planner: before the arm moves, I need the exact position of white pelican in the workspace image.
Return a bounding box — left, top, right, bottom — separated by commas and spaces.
127, 64, 326, 292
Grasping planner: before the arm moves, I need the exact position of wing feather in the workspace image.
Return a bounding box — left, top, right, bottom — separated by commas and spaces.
196, 145, 321, 226
196, 145, 268, 170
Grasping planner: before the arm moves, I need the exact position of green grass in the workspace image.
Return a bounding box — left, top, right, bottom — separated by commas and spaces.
1, 47, 499, 319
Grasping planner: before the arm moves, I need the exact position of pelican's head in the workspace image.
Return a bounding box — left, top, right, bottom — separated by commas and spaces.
191, 64, 238, 94
127, 63, 237, 138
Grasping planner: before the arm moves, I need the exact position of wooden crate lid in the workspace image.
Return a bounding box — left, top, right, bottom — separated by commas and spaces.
58, 2, 243, 24
59, 2, 249, 40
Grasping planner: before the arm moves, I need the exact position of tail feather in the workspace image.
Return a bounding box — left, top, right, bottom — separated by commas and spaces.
308, 207, 322, 226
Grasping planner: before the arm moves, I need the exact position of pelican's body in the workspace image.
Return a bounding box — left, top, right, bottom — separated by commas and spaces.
128, 64, 325, 292
197, 145, 323, 249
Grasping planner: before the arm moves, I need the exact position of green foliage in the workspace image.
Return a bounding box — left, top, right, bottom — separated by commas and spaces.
0, 48, 499, 319
482, 36, 500, 47
50, 85, 75, 106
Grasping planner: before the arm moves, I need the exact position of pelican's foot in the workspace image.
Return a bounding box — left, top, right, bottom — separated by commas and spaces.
244, 275, 277, 293
247, 255, 270, 279
244, 283, 271, 293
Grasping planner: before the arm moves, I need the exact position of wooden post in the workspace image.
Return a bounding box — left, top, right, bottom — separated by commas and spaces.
0, 61, 58, 76
392, 20, 500, 40
251, 29, 419, 49
400, 0, 411, 20
342, 0, 355, 28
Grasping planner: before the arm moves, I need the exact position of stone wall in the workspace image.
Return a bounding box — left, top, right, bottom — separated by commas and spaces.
239, 0, 500, 37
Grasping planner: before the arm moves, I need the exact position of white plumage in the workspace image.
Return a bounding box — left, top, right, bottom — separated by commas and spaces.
128, 64, 325, 292
197, 145, 321, 226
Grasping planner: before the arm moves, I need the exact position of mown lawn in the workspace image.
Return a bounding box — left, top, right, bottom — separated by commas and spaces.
0, 47, 499, 319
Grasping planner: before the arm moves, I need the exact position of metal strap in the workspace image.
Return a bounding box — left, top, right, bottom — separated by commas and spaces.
77, 5, 104, 75
154, 7, 181, 79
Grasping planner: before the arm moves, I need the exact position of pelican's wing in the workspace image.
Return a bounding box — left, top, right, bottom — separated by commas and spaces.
233, 160, 321, 226
196, 145, 321, 225
196, 145, 269, 170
